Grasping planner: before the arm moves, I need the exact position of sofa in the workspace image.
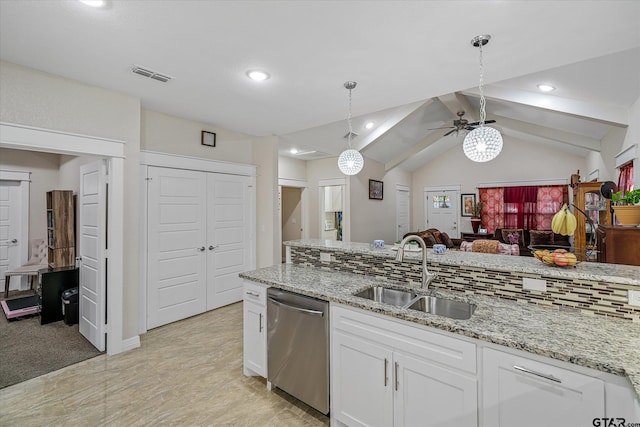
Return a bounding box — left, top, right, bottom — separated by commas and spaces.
403, 229, 463, 249
493, 228, 571, 257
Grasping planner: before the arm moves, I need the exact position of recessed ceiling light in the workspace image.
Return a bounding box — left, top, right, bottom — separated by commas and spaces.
364, 121, 375, 130
290, 148, 298, 154
247, 70, 270, 81
79, 0, 105, 7
537, 84, 555, 92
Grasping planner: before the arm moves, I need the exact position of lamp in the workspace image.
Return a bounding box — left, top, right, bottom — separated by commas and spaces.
338, 81, 364, 175
463, 35, 503, 163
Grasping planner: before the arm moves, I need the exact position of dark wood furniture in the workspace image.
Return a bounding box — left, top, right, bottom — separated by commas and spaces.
461, 232, 494, 242
38, 267, 79, 325
46, 190, 75, 269
597, 225, 640, 266
572, 182, 611, 262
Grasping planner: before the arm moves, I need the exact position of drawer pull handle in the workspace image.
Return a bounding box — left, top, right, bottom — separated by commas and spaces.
513, 365, 561, 383
384, 358, 388, 387
246, 291, 260, 297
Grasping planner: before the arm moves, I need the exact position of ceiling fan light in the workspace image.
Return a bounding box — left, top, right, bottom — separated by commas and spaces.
338, 149, 364, 175
463, 126, 503, 162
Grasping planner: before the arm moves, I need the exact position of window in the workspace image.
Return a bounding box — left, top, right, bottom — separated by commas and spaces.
618, 161, 634, 194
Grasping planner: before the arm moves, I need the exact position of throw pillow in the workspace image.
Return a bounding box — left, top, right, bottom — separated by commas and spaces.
432, 231, 444, 244
472, 239, 500, 254
439, 232, 455, 248
460, 241, 473, 252
420, 231, 437, 247
501, 229, 525, 246
530, 230, 554, 246
497, 243, 520, 256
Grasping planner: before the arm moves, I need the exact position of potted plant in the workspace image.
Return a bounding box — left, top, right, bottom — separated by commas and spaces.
612, 189, 640, 225
470, 201, 483, 233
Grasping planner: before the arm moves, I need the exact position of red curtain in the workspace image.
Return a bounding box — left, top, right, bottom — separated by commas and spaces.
618, 161, 634, 194
503, 186, 538, 229
479, 187, 504, 233
480, 185, 567, 233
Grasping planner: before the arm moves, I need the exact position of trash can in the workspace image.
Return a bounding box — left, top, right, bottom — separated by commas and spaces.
61, 287, 79, 326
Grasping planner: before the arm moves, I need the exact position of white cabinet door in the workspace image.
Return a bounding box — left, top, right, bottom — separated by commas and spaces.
483, 348, 605, 427
394, 352, 478, 427
147, 167, 207, 329
206, 173, 251, 310
243, 299, 265, 377
332, 330, 394, 427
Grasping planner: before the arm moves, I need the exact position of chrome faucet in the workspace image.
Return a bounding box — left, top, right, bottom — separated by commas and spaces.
395, 235, 437, 289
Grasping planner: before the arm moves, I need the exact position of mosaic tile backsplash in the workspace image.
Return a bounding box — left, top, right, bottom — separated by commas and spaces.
289, 246, 640, 321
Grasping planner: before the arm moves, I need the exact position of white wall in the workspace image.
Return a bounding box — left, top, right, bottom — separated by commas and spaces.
350, 158, 412, 244
411, 135, 587, 233
281, 186, 302, 259
0, 60, 141, 340
141, 109, 252, 164
278, 155, 307, 181
0, 148, 60, 243
253, 137, 279, 267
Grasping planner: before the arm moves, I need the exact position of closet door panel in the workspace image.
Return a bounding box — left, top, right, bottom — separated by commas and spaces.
147, 167, 207, 329
207, 173, 250, 310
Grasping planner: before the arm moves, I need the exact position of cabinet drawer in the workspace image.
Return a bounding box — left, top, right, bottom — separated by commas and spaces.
332, 304, 477, 374
243, 280, 267, 306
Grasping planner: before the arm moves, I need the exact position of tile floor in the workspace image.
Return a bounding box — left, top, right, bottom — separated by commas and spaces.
0, 303, 329, 426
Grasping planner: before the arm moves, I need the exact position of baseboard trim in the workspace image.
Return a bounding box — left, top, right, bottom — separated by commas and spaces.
120, 335, 141, 352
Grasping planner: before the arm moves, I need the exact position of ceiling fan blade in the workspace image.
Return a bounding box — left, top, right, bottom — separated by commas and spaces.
467, 120, 496, 126
428, 126, 455, 131
443, 129, 458, 137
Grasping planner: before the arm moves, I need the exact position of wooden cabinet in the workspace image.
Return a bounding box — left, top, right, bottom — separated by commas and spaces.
331, 304, 478, 427
482, 347, 605, 427
242, 280, 267, 377
572, 182, 610, 261
46, 190, 75, 269
597, 225, 640, 266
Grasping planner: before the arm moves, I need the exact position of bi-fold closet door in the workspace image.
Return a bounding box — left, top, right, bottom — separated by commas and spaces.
146, 166, 251, 329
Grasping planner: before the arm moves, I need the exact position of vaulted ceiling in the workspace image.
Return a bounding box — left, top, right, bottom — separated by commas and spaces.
1, 1, 639, 171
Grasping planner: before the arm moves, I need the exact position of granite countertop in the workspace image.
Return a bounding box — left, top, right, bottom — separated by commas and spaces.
286, 239, 640, 287
240, 263, 640, 400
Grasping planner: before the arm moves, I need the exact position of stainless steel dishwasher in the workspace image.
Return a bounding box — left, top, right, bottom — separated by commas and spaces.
267, 288, 329, 415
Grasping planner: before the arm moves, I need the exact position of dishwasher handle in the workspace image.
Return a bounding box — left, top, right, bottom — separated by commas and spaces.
267, 297, 324, 317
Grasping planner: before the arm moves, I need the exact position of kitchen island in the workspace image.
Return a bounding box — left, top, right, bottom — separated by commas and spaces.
241, 240, 640, 425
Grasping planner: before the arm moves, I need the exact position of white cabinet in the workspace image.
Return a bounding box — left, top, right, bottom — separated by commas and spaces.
331, 304, 478, 427
144, 164, 255, 329
243, 280, 267, 377
482, 347, 605, 427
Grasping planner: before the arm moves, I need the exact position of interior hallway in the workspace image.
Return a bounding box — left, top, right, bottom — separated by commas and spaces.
0, 303, 329, 426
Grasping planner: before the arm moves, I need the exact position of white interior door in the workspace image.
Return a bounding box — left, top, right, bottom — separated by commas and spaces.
147, 166, 207, 329
206, 173, 250, 310
79, 161, 107, 351
425, 190, 459, 238
0, 180, 24, 293
396, 188, 410, 241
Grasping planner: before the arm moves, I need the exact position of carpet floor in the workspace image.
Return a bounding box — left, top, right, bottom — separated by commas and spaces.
0, 293, 102, 389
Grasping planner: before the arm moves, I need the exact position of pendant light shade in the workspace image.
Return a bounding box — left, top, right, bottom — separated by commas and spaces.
338, 149, 364, 175
338, 81, 364, 175
464, 35, 503, 163
463, 126, 503, 162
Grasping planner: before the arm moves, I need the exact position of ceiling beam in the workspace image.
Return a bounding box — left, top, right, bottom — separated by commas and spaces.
462, 86, 629, 127
385, 127, 444, 171
493, 114, 602, 151
437, 92, 478, 122
355, 100, 429, 153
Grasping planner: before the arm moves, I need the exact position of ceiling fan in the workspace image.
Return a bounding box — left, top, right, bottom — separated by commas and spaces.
430, 111, 496, 137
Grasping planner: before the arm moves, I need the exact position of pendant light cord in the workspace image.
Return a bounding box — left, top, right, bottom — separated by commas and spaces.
478, 39, 486, 127
347, 86, 353, 148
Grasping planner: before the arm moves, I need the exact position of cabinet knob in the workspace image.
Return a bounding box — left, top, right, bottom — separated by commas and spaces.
198, 246, 205, 252
209, 245, 218, 251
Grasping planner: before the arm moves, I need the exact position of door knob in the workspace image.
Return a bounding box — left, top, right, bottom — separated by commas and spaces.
11, 239, 17, 243
209, 245, 218, 251
198, 246, 205, 252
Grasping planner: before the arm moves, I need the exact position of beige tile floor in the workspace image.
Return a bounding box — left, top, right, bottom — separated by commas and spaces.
0, 303, 329, 426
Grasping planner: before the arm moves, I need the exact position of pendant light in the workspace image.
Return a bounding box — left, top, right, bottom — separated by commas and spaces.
463, 35, 503, 163
338, 81, 364, 175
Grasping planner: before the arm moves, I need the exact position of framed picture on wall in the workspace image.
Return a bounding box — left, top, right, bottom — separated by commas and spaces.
369, 180, 383, 200
461, 194, 475, 217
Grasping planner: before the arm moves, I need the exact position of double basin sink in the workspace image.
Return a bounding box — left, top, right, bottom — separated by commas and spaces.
354, 286, 476, 320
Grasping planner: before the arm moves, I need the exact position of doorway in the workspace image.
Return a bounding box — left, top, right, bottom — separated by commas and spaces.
396, 185, 410, 241
425, 188, 460, 238
281, 187, 302, 262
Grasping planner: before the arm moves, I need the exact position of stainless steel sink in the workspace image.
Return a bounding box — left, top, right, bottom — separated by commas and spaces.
406, 296, 476, 320
355, 286, 418, 307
